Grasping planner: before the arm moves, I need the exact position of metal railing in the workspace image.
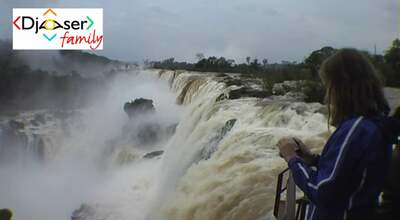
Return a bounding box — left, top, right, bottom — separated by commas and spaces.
274, 168, 309, 220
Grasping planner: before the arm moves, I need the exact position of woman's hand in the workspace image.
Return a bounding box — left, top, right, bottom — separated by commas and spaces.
292, 137, 317, 165
277, 137, 298, 162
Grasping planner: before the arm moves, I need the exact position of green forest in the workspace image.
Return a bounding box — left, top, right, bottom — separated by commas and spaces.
151, 39, 400, 89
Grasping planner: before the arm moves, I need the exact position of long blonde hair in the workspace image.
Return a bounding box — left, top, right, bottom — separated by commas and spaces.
319, 48, 389, 126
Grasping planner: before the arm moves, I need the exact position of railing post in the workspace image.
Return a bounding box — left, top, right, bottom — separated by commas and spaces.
285, 172, 297, 220
275, 168, 307, 220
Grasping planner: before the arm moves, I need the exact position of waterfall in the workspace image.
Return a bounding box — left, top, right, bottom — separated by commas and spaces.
0, 69, 329, 220
151, 70, 328, 220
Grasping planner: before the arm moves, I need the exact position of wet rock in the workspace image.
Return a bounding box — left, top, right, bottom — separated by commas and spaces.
143, 150, 164, 159
136, 122, 177, 146
200, 119, 236, 160
227, 87, 271, 100
220, 119, 236, 136
71, 204, 96, 220
8, 120, 24, 130
124, 98, 155, 118
216, 93, 227, 102
135, 123, 161, 145
273, 80, 303, 96
217, 87, 270, 102
220, 77, 244, 87
215, 73, 228, 78
120, 120, 175, 148
120, 99, 177, 148
273, 80, 325, 103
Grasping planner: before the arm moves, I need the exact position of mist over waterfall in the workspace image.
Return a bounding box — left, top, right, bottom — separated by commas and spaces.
0, 68, 330, 220
0, 70, 182, 220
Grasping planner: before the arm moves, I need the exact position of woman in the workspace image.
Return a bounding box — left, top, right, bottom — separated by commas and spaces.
278, 48, 399, 220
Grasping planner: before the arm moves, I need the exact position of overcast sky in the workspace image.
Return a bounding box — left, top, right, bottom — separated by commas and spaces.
1, 0, 398, 63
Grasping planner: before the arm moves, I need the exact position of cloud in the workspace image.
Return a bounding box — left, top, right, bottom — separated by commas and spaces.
1, 0, 398, 63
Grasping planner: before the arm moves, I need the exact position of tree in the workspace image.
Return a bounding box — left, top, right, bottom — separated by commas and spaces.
164, 57, 175, 65
250, 58, 260, 70
227, 59, 235, 67
384, 39, 400, 70
262, 58, 268, 67
195, 53, 205, 61
304, 46, 337, 79
246, 56, 251, 65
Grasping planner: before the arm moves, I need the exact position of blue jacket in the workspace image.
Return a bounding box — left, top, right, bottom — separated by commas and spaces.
288, 116, 394, 220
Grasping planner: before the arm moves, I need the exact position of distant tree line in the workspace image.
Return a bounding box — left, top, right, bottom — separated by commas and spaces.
150, 39, 400, 88
150, 55, 284, 74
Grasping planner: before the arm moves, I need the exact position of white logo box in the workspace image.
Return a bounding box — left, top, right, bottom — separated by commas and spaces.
13, 8, 103, 50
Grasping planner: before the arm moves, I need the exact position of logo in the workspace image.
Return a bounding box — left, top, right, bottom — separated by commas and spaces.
13, 8, 103, 50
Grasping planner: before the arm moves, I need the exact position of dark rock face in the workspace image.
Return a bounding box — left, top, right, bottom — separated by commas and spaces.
97, 98, 178, 165
228, 87, 271, 99
143, 150, 164, 159
213, 75, 272, 102
128, 123, 177, 147
200, 119, 237, 161
124, 98, 155, 118
8, 120, 24, 130
71, 204, 96, 220
135, 123, 161, 145
217, 88, 271, 102
121, 98, 177, 147
272, 80, 325, 103
215, 73, 228, 78
98, 98, 177, 164
220, 77, 244, 87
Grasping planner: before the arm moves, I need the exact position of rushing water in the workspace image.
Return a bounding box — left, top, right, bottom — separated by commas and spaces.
0, 69, 329, 220
153, 70, 328, 220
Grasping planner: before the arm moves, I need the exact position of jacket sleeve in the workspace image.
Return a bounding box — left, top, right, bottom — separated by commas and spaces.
288, 156, 319, 203
288, 117, 380, 206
